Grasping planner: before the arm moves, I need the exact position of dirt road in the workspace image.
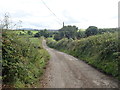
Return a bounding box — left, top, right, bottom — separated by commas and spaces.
41, 39, 119, 88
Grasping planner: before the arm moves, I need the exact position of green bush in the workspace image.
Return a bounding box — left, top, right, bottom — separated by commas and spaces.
2, 30, 50, 88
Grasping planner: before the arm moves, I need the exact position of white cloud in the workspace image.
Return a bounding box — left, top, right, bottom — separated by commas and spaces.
0, 0, 119, 29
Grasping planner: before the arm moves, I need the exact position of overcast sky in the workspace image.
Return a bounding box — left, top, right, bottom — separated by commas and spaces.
0, 0, 119, 29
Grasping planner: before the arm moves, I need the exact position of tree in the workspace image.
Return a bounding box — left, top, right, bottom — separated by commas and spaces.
85, 26, 98, 37
34, 32, 40, 37
34, 29, 52, 38
54, 33, 62, 41
76, 30, 86, 39
55, 25, 78, 40
27, 31, 33, 35
0, 13, 10, 30
0, 12, 22, 30
3, 13, 10, 29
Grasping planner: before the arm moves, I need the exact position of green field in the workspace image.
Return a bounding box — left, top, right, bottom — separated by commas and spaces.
12, 30, 38, 35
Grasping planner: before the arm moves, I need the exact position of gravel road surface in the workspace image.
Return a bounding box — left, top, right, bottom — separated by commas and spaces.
41, 39, 119, 88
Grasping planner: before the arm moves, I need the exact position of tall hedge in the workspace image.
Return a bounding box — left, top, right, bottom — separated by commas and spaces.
2, 31, 50, 88
47, 32, 119, 80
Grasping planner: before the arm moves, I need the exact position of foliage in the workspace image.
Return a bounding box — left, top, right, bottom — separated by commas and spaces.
53, 26, 118, 41
34, 29, 54, 38
2, 30, 50, 88
54, 25, 78, 40
47, 31, 119, 80
27, 31, 33, 35
12, 30, 38, 36
76, 30, 86, 39
85, 26, 98, 37
98, 28, 118, 34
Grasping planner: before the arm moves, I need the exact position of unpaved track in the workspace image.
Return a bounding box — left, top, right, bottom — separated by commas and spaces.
41, 39, 119, 88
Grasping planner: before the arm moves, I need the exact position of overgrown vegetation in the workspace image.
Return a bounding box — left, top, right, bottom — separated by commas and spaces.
47, 31, 119, 80
2, 30, 50, 88
34, 25, 118, 42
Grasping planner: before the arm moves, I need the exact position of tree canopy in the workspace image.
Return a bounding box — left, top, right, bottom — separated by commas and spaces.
54, 25, 78, 40
85, 26, 98, 37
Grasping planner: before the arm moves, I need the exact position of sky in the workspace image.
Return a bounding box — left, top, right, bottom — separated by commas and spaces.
0, 0, 119, 29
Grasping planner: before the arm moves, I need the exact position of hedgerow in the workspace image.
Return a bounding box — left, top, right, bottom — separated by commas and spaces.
2, 30, 50, 88
47, 32, 119, 80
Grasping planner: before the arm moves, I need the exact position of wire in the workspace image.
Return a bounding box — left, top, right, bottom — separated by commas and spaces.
41, 0, 63, 25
